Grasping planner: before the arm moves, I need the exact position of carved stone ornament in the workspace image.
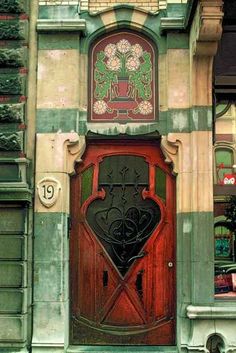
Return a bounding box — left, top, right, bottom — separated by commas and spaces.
37, 177, 61, 208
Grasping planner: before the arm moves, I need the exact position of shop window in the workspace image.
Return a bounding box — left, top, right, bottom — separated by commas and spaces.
214, 218, 236, 298
89, 31, 157, 122
215, 148, 235, 185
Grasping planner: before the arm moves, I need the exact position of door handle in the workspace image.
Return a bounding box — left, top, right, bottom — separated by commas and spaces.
127, 251, 148, 263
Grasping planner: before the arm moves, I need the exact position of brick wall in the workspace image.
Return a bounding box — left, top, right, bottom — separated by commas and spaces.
39, 0, 79, 5
88, 0, 159, 13
38, 0, 187, 12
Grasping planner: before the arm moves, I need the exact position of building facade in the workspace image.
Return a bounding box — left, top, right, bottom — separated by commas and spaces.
0, 0, 236, 353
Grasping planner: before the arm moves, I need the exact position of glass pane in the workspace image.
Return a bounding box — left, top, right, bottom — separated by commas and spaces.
216, 149, 233, 166
81, 166, 93, 205
155, 167, 166, 201
214, 222, 236, 298
86, 155, 161, 276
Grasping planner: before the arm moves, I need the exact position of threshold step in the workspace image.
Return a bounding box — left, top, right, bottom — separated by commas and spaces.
67, 346, 178, 353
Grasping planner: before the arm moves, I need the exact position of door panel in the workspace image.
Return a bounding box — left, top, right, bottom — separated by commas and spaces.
70, 140, 176, 345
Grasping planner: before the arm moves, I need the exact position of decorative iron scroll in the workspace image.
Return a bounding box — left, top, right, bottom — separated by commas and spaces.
90, 32, 156, 122
86, 155, 161, 275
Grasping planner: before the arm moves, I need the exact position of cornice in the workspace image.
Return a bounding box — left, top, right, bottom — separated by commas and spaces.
36, 19, 87, 34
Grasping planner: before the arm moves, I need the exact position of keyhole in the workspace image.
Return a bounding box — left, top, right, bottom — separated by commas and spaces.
103, 270, 108, 287
135, 270, 144, 300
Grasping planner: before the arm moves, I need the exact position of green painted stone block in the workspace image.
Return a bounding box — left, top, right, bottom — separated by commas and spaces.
0, 314, 27, 342
36, 109, 78, 133
39, 5, 79, 20
0, 236, 24, 260
190, 106, 212, 131
114, 5, 134, 26
167, 33, 189, 49
38, 33, 80, 50
0, 162, 20, 182
0, 262, 25, 287
0, 289, 25, 313
177, 212, 215, 305
33, 301, 68, 343
34, 213, 68, 261
167, 3, 187, 17
34, 261, 68, 302
0, 207, 25, 234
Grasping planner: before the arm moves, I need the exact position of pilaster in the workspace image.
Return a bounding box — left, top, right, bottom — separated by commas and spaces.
32, 132, 85, 353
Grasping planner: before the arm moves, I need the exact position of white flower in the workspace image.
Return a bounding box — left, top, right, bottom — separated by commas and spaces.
106, 56, 121, 71
131, 44, 143, 58
93, 100, 107, 114
117, 39, 131, 54
104, 44, 117, 58
138, 101, 153, 115
126, 56, 140, 71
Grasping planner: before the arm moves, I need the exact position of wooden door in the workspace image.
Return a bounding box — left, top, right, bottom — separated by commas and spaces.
70, 139, 176, 345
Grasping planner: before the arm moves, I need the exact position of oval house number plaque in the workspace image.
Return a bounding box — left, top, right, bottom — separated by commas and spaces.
37, 177, 61, 208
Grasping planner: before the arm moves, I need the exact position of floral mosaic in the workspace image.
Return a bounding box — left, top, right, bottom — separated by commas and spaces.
91, 32, 156, 122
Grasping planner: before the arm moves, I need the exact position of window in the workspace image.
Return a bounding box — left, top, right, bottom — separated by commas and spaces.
214, 218, 236, 298
215, 147, 235, 185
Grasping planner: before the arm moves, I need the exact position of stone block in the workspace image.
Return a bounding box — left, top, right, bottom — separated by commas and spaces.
0, 314, 27, 342
167, 49, 190, 109
34, 213, 68, 261
0, 262, 27, 288
0, 206, 26, 234
32, 302, 67, 344
37, 50, 79, 109
34, 261, 68, 302
0, 235, 25, 260
0, 288, 27, 313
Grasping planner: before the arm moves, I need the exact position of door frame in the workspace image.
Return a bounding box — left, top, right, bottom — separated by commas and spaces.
69, 135, 176, 345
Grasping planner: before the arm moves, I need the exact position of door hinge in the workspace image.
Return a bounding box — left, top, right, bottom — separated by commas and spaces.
67, 216, 72, 238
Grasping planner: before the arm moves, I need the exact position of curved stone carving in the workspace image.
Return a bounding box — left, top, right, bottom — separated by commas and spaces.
0, 104, 23, 123
0, 132, 22, 151
161, 134, 180, 175
191, 0, 224, 57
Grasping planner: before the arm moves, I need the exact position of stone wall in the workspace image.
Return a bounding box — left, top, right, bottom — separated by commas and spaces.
0, 0, 32, 351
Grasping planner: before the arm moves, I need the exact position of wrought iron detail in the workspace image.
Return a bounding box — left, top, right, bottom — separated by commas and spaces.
86, 155, 161, 275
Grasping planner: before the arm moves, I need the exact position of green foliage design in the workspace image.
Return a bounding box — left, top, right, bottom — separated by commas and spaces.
94, 52, 118, 100
0, 133, 21, 151
94, 43, 152, 101
128, 52, 152, 100
0, 104, 22, 123
0, 21, 22, 40
0, 48, 24, 67
0, 74, 23, 95
0, 0, 25, 13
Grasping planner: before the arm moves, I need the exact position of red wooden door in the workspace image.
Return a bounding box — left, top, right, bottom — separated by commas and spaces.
70, 139, 176, 345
